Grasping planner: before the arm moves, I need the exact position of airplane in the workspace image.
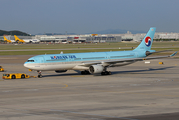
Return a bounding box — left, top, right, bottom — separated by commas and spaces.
3, 36, 15, 43
24, 27, 177, 78
14, 35, 40, 43
14, 35, 25, 43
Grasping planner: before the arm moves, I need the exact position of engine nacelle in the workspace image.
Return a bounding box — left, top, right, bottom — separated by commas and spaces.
89, 65, 104, 74
55, 70, 67, 73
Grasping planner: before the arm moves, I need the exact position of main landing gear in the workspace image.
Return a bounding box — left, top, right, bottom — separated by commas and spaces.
81, 70, 91, 75
101, 71, 111, 75
37, 71, 42, 78
101, 67, 111, 75
81, 70, 111, 75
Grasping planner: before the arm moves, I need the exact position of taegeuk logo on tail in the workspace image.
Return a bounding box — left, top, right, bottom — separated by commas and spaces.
145, 36, 151, 47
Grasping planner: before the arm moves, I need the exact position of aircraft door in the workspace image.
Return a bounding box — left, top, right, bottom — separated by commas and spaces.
39, 57, 45, 63
106, 52, 110, 60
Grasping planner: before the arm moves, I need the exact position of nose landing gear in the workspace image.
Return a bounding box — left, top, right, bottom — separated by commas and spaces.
37, 71, 42, 78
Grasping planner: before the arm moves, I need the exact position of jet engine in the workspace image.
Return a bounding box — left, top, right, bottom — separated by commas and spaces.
89, 65, 104, 74
55, 70, 67, 73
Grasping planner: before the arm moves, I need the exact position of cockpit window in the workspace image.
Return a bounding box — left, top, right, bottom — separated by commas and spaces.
27, 60, 34, 62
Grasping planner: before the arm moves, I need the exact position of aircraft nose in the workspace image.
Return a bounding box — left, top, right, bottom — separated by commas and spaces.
24, 63, 29, 68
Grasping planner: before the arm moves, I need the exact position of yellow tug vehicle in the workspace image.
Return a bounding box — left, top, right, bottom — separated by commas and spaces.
2, 73, 29, 79
0, 66, 4, 72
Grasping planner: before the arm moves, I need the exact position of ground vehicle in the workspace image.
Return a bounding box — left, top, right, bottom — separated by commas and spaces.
2, 73, 29, 79
0, 66, 4, 72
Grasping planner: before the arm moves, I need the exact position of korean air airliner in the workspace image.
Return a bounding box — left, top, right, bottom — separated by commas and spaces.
24, 27, 177, 78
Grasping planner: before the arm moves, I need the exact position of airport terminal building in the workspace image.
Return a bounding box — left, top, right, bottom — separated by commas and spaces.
35, 35, 122, 43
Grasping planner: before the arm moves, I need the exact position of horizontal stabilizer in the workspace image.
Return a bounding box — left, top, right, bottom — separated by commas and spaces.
170, 51, 177, 57
146, 50, 173, 56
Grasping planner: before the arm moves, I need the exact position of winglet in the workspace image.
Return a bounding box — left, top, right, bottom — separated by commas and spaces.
170, 51, 178, 57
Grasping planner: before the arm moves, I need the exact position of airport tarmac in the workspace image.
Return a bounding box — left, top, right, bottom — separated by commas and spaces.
0, 55, 179, 120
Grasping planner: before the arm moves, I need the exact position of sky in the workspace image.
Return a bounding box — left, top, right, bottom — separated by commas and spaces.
0, 0, 179, 34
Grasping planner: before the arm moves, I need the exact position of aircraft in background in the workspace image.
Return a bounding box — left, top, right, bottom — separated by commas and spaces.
14, 35, 25, 43
3, 36, 15, 43
14, 35, 40, 43
24, 27, 177, 78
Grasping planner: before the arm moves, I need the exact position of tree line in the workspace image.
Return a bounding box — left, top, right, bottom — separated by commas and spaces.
0, 30, 30, 36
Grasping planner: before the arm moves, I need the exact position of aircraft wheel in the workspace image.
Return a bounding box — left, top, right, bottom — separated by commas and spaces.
38, 75, 42, 78
84, 71, 90, 74
12, 75, 16, 79
81, 71, 85, 75
21, 74, 25, 79
81, 71, 90, 75
101, 71, 111, 75
101, 72, 105, 75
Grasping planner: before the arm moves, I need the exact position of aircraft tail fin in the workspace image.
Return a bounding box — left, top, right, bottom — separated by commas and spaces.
133, 27, 156, 51
14, 35, 25, 43
14, 35, 20, 41
3, 36, 11, 43
3, 36, 8, 41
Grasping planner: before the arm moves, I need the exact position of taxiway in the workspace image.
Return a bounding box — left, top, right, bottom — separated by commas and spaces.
0, 55, 179, 120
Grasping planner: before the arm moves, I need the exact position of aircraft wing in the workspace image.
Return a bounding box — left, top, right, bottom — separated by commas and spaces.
80, 52, 177, 67
80, 61, 102, 66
